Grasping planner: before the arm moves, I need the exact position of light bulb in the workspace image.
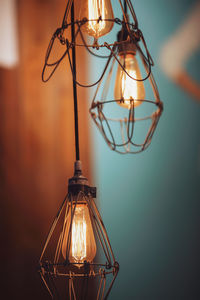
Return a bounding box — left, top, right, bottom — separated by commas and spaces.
62, 202, 96, 267
79, 0, 114, 39
114, 54, 145, 109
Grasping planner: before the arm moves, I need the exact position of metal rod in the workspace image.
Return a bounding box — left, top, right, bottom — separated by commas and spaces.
71, 2, 80, 161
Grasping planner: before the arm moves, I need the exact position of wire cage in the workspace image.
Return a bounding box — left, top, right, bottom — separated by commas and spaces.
89, 52, 163, 153
42, 0, 155, 85
39, 161, 119, 300
87, 0, 163, 154
41, 0, 163, 154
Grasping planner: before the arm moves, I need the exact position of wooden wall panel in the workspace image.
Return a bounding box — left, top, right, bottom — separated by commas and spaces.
0, 0, 92, 299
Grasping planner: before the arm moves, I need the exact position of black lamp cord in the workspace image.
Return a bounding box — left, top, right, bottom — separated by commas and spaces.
71, 2, 80, 161
124, 0, 127, 14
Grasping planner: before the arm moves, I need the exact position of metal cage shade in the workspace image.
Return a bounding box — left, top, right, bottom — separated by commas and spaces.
41, 0, 163, 154
39, 188, 119, 300
89, 50, 163, 154
41, 0, 154, 87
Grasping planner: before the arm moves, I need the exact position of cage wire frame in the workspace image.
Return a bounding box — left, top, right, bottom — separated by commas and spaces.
41, 0, 154, 87
41, 0, 163, 154
89, 50, 163, 154
39, 188, 119, 300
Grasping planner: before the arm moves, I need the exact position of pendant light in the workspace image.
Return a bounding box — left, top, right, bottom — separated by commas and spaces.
42, 0, 163, 154
39, 0, 163, 298
39, 161, 119, 299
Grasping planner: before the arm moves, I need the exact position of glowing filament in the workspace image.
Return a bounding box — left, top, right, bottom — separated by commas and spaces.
71, 211, 87, 262
88, 0, 106, 37
121, 70, 138, 108
114, 54, 145, 108
62, 203, 97, 267
79, 0, 114, 38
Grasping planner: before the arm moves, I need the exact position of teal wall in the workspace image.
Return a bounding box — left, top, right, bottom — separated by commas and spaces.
92, 0, 200, 299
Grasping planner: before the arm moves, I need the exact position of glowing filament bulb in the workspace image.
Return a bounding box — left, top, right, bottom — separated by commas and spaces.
71, 211, 87, 261
114, 54, 145, 108
62, 203, 96, 267
79, 0, 114, 39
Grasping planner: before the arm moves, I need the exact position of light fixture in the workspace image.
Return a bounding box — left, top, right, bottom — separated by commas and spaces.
39, 0, 163, 299
39, 161, 119, 299
42, 0, 163, 154
89, 1, 163, 153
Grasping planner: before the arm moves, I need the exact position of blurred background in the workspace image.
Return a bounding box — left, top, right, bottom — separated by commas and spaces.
0, 0, 199, 299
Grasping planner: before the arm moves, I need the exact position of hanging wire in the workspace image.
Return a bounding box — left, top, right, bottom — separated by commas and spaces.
124, 0, 127, 14
71, 1, 80, 161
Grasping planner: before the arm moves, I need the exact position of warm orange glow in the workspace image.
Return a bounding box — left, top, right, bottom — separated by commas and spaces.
79, 0, 114, 39
114, 54, 145, 108
62, 203, 96, 267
